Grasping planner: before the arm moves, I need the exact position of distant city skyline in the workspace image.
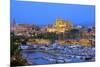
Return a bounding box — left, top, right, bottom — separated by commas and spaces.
11, 0, 95, 26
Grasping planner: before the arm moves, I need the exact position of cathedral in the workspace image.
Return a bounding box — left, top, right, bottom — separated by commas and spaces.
47, 18, 73, 33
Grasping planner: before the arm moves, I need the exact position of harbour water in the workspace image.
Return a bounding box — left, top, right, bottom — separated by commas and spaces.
20, 44, 95, 65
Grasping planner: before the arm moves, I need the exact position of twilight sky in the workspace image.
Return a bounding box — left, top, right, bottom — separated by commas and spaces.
11, 0, 95, 26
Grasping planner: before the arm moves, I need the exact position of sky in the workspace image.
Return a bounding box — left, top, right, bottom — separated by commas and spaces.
10, 0, 95, 26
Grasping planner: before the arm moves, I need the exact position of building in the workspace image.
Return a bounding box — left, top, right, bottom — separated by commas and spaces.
11, 22, 33, 36
47, 18, 73, 33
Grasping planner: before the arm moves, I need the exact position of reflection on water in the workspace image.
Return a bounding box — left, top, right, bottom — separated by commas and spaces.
20, 44, 95, 65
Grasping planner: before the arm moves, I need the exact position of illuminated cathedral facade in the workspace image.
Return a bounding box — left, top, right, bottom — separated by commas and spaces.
47, 18, 73, 33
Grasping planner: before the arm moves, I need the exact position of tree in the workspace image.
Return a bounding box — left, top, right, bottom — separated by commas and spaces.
64, 28, 80, 39
10, 32, 27, 66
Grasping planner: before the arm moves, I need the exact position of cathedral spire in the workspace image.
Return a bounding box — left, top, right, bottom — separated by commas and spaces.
56, 17, 62, 22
